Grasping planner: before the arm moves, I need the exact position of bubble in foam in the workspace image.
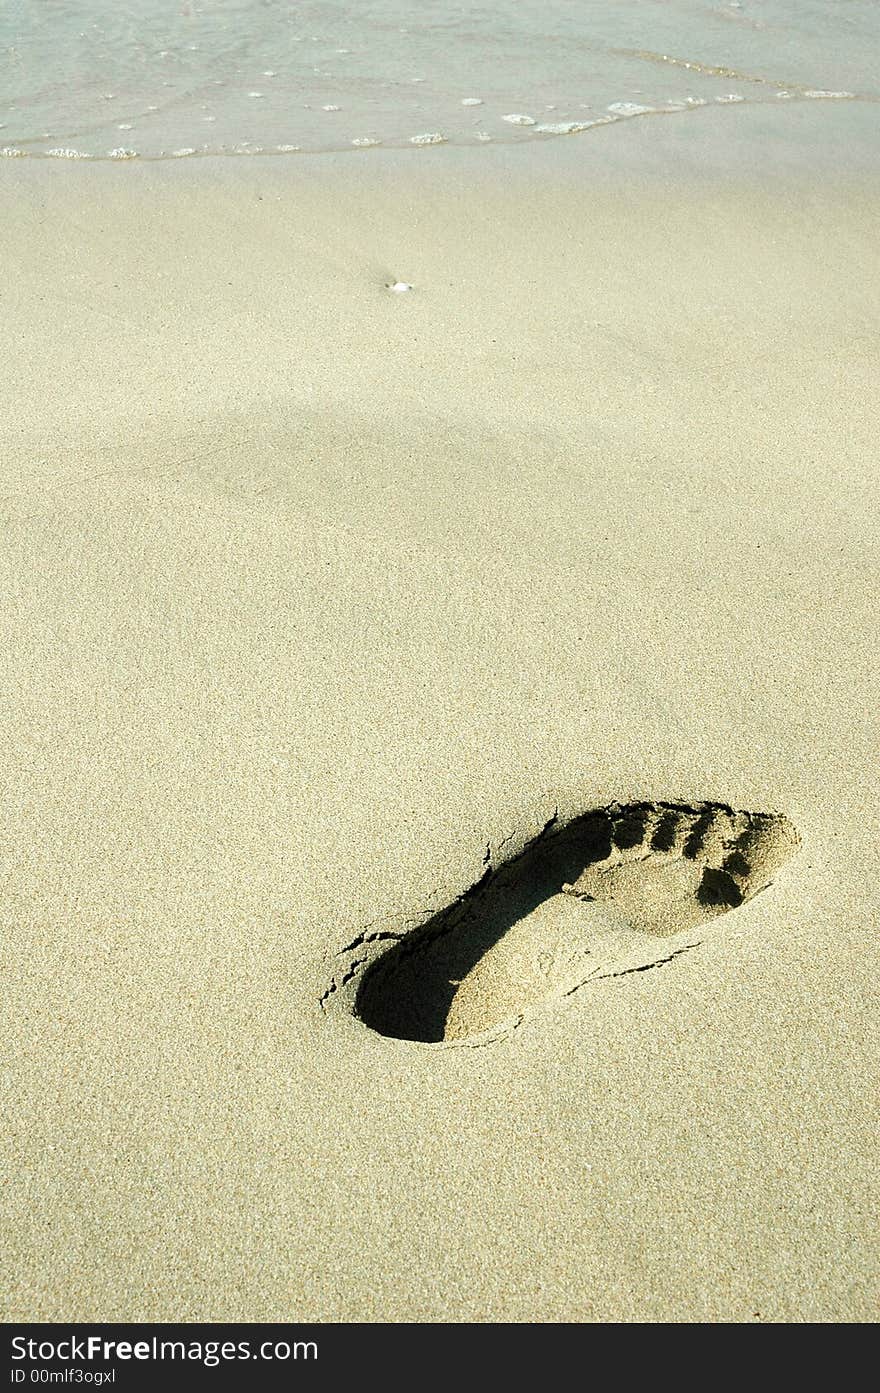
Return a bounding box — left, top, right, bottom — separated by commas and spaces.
322, 104, 341, 112
570, 114, 615, 127
534, 121, 592, 135
2, 147, 25, 157
410, 132, 446, 145
502, 113, 536, 125
716, 93, 745, 103
277, 144, 300, 152
171, 147, 195, 157
46, 147, 89, 159
109, 147, 138, 159
804, 89, 854, 99
461, 98, 483, 106
352, 137, 380, 147
607, 101, 653, 116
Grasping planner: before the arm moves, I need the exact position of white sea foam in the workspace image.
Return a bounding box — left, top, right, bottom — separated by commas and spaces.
607, 101, 653, 116
410, 132, 446, 145
502, 114, 536, 125
534, 121, 592, 135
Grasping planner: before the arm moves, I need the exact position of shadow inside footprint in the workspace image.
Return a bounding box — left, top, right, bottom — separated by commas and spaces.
341, 801, 799, 1044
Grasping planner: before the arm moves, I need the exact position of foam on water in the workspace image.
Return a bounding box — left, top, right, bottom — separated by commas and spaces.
1, 0, 877, 163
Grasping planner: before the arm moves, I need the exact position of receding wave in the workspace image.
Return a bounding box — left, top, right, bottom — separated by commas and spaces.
1, 0, 876, 163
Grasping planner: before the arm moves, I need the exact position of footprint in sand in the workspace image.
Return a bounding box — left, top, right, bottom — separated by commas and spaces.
322, 801, 799, 1045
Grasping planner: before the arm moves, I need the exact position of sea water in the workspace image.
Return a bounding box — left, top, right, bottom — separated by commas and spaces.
1, 0, 877, 161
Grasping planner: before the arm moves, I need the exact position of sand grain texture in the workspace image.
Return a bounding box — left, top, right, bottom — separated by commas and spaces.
1, 103, 878, 1321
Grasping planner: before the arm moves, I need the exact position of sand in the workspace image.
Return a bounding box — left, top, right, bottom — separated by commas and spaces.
1, 100, 878, 1322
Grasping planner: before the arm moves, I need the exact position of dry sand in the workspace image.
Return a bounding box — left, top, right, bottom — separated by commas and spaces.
1, 101, 878, 1321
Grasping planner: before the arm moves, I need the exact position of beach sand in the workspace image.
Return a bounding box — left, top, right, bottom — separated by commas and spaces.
2, 101, 878, 1321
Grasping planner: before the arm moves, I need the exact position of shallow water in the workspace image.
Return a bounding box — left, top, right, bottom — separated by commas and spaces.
2, 0, 878, 161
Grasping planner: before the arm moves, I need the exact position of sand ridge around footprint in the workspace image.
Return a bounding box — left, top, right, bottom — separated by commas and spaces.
321, 801, 800, 1045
